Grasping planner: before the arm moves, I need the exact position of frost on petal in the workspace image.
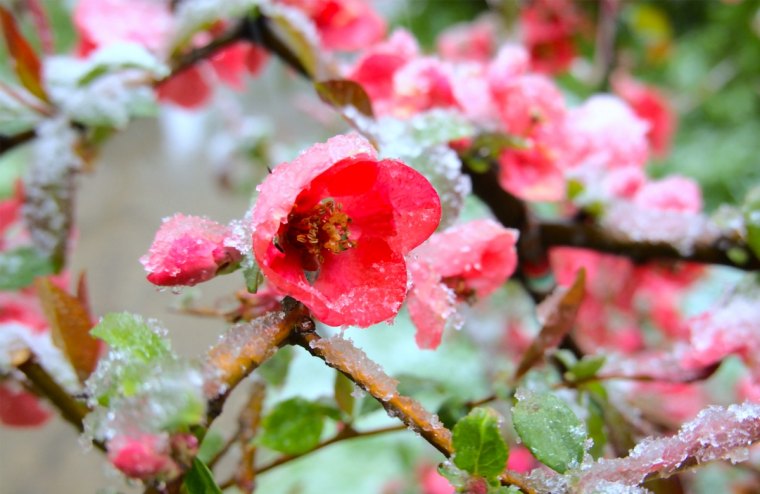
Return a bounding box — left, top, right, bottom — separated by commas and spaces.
491, 74, 565, 138
74, 0, 173, 55
347, 29, 419, 105
251, 134, 440, 327
407, 259, 458, 350
414, 220, 519, 298
107, 433, 177, 480
486, 44, 530, 87
0, 381, 51, 427
140, 213, 242, 287
563, 95, 650, 172
613, 74, 676, 158
437, 16, 498, 63
498, 141, 566, 202
577, 403, 760, 489
393, 57, 458, 116
633, 176, 702, 214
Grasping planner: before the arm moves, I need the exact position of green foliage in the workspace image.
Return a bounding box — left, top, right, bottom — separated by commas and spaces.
184, 458, 223, 494
334, 371, 356, 419
196, 431, 225, 464
257, 345, 294, 388
259, 397, 331, 455
742, 186, 760, 260
452, 407, 509, 480
512, 390, 586, 473
0, 247, 55, 290
90, 312, 171, 364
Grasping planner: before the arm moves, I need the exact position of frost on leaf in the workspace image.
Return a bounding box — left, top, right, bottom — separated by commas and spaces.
576, 403, 760, 490
309, 333, 399, 401
44, 45, 166, 129
84, 313, 206, 450
0, 83, 43, 134
172, 0, 263, 47
23, 117, 81, 270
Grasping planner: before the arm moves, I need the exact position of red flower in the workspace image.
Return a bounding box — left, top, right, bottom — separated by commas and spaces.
251, 134, 441, 327
107, 434, 178, 481
613, 75, 676, 158
140, 214, 242, 287
283, 0, 386, 51
521, 0, 581, 74
0, 383, 51, 427
407, 220, 518, 349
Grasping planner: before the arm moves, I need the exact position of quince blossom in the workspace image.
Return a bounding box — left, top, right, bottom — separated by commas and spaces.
407, 220, 518, 349
140, 214, 242, 287
613, 74, 676, 157
251, 134, 441, 327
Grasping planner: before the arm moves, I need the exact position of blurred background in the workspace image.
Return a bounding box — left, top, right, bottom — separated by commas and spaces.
2, 0, 760, 493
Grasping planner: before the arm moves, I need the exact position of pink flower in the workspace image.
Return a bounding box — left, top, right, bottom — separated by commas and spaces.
521, 0, 582, 74
437, 17, 498, 63
633, 176, 702, 213
74, 0, 172, 55
563, 95, 650, 172
251, 134, 441, 327
0, 382, 51, 427
491, 74, 565, 137
281, 0, 386, 51
408, 220, 518, 349
392, 57, 459, 116
613, 75, 676, 158
347, 29, 419, 108
107, 434, 178, 481
419, 465, 455, 494
140, 214, 242, 287
498, 140, 565, 201
74, 1, 268, 109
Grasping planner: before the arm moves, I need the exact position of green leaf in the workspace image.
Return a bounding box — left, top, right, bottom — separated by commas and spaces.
437, 398, 469, 430
264, 7, 319, 77
566, 355, 606, 382
259, 398, 326, 455
257, 345, 293, 388
585, 397, 607, 460
90, 312, 171, 362
196, 431, 225, 464
0, 247, 55, 290
452, 407, 509, 480
184, 458, 222, 494
512, 390, 586, 473
743, 186, 760, 260
334, 371, 355, 418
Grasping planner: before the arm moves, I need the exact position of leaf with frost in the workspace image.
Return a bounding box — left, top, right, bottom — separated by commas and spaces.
78, 43, 169, 85
0, 246, 55, 290
259, 397, 329, 455
452, 407, 509, 480
260, 3, 321, 78
184, 458, 223, 494
512, 390, 586, 473
514, 269, 585, 381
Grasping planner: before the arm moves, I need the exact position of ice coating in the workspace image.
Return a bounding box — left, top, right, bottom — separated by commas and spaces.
23, 117, 80, 259
394, 395, 450, 440
251, 133, 441, 327
575, 403, 760, 489
204, 309, 288, 397
308, 333, 399, 401
601, 203, 721, 256
140, 213, 242, 287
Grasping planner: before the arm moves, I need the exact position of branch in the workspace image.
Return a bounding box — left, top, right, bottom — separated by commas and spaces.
290, 330, 536, 494
17, 355, 105, 451
204, 299, 310, 422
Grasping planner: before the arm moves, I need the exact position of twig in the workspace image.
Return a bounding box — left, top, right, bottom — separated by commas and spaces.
290, 330, 536, 494
235, 380, 266, 493
17, 355, 106, 451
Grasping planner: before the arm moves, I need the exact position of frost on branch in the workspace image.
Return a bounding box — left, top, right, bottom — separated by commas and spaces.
309, 333, 399, 401
23, 117, 81, 269
575, 403, 760, 491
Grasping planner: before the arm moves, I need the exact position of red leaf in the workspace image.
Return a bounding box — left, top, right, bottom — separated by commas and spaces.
36, 278, 99, 383
514, 268, 585, 381
0, 7, 48, 101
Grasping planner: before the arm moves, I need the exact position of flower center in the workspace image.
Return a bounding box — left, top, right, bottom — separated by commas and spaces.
283, 199, 355, 272
443, 276, 477, 304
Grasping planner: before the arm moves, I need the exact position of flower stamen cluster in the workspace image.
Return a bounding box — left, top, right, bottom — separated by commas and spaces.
283, 199, 355, 272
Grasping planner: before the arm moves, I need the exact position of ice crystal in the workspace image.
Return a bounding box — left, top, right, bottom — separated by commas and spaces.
0, 321, 79, 392
23, 117, 80, 261
308, 333, 399, 401
575, 403, 760, 490
601, 202, 721, 256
